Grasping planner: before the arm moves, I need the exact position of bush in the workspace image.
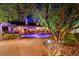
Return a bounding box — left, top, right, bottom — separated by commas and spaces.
63, 33, 77, 45
3, 34, 18, 40
74, 33, 79, 41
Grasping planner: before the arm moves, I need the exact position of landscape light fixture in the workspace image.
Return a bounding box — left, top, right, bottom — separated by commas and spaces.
43, 39, 53, 48
43, 39, 53, 56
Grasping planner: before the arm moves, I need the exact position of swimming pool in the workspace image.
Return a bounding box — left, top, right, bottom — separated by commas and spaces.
20, 33, 54, 38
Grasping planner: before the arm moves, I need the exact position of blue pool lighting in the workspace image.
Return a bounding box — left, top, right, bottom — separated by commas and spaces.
20, 33, 54, 38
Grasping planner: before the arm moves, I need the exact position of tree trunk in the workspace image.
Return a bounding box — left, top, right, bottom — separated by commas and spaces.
45, 39, 63, 56
51, 39, 63, 56
51, 31, 67, 56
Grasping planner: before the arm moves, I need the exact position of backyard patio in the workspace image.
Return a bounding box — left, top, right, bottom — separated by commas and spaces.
0, 3, 79, 56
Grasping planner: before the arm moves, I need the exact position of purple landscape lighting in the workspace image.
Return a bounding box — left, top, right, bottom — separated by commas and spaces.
0, 23, 12, 33
20, 33, 54, 38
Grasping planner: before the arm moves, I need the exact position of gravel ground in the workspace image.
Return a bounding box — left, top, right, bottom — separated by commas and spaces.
61, 43, 79, 56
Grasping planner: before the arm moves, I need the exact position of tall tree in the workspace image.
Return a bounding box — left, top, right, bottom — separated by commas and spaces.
0, 4, 18, 22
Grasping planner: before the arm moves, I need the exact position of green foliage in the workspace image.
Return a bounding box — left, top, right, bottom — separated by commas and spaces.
63, 33, 77, 45
47, 13, 60, 32
47, 4, 79, 33
33, 4, 61, 33
35, 13, 48, 27
33, 8, 48, 27
0, 4, 18, 22
63, 4, 79, 29
3, 34, 18, 40
31, 4, 79, 36
74, 33, 79, 41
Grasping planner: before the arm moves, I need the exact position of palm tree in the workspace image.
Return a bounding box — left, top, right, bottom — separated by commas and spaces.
36, 3, 79, 56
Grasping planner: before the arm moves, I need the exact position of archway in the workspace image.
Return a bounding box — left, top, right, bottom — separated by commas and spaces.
0, 23, 12, 34
2, 25, 8, 33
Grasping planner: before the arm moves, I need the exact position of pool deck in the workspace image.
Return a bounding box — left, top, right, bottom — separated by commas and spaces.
0, 38, 48, 56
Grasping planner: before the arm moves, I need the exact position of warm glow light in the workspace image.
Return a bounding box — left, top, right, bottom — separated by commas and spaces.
47, 40, 51, 43
36, 27, 40, 30
18, 27, 21, 30
22, 29, 24, 33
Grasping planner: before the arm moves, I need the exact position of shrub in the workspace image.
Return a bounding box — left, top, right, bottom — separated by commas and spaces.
63, 33, 77, 45
74, 33, 79, 42
3, 34, 18, 40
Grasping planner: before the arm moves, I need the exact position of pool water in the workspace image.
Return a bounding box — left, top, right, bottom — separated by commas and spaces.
20, 33, 54, 38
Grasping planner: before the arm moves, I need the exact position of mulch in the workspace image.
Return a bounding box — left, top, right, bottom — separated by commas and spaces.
61, 43, 79, 56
